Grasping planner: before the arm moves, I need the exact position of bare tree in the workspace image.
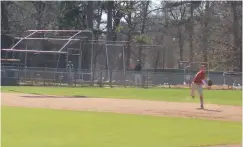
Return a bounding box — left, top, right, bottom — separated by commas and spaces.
125, 1, 135, 68
82, 1, 94, 70
124, 1, 140, 68
92, 1, 105, 69
87, 1, 93, 30
168, 1, 187, 61
2, 1, 242, 71
202, 1, 211, 62
138, 1, 150, 61
112, 2, 126, 41
230, 1, 242, 71
164, 1, 201, 64
32, 1, 47, 29
107, 1, 113, 41
1, 1, 11, 34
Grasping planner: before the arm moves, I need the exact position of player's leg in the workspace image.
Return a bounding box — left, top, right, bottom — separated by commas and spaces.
135, 74, 138, 86
138, 74, 142, 86
190, 82, 196, 99
134, 74, 137, 86
198, 85, 204, 109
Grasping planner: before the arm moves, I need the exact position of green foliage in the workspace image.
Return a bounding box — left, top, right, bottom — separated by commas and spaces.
115, 25, 123, 33
117, 2, 136, 14
134, 35, 152, 44
58, 1, 87, 29
2, 1, 242, 71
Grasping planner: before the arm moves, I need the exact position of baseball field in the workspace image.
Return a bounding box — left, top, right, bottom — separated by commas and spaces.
1, 86, 242, 147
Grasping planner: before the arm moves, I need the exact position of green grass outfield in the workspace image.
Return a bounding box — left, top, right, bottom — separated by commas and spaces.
2, 106, 241, 147
2, 86, 242, 105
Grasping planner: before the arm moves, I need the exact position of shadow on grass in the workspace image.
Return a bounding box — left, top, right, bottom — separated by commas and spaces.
21, 95, 87, 98
30, 92, 42, 95
8, 90, 20, 92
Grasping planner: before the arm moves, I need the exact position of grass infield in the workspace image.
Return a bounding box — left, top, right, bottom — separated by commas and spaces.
2, 106, 241, 147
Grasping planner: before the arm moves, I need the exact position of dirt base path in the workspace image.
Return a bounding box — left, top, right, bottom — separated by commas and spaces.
2, 93, 242, 122
2, 93, 242, 147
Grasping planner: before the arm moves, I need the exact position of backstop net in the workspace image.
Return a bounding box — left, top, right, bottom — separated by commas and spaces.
89, 41, 126, 82
91, 42, 165, 85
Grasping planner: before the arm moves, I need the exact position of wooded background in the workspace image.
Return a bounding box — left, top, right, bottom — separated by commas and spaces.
1, 1, 242, 71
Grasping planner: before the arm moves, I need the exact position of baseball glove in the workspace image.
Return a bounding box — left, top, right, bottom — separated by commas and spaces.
208, 79, 213, 86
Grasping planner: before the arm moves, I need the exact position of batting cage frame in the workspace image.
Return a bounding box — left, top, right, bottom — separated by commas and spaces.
2, 29, 94, 70
1, 29, 97, 84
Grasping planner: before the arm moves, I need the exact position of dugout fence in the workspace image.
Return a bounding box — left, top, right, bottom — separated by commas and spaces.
2, 65, 241, 89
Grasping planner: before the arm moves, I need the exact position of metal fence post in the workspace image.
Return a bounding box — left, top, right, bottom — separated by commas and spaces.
91, 69, 94, 86
44, 67, 46, 86
24, 66, 27, 82
223, 73, 226, 86
142, 71, 145, 88
109, 70, 112, 88
146, 70, 148, 88
59, 74, 62, 86
31, 68, 34, 86
74, 69, 77, 87
99, 71, 103, 87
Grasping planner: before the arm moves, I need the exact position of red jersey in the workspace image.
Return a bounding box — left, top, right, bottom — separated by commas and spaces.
193, 70, 205, 84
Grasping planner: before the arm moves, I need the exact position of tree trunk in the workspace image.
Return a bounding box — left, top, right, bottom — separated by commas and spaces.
202, 1, 210, 62
231, 1, 241, 71
178, 26, 184, 61
32, 2, 46, 64
32, 2, 46, 29
189, 3, 194, 63
1, 2, 11, 59
112, 10, 123, 42
139, 1, 150, 61
82, 1, 93, 70
112, 5, 124, 70
107, 1, 113, 41
1, 2, 10, 34
126, 1, 133, 69
93, 2, 103, 71
87, 1, 93, 30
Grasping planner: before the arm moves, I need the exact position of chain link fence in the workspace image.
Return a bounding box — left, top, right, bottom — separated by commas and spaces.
1, 66, 242, 89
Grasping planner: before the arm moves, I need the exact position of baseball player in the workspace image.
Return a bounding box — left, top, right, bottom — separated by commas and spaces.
190, 65, 207, 109
134, 60, 142, 87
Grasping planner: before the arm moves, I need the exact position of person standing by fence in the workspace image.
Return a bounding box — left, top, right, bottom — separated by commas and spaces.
134, 60, 142, 87
66, 61, 74, 86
